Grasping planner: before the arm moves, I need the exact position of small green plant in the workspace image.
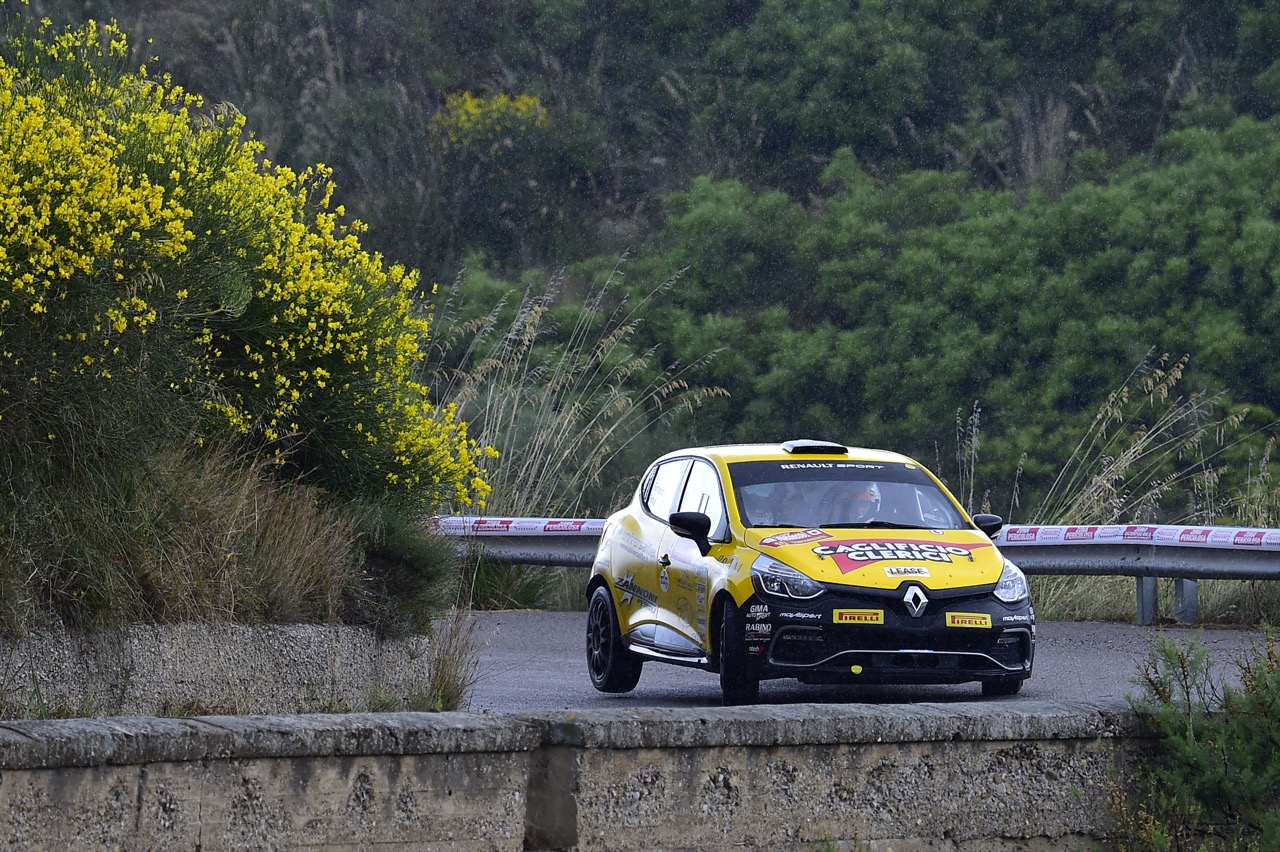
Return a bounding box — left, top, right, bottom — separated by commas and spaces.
0, 648, 101, 720
1113, 634, 1280, 850
416, 605, 481, 711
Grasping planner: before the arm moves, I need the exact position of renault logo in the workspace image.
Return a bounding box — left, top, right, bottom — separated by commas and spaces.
903, 585, 929, 618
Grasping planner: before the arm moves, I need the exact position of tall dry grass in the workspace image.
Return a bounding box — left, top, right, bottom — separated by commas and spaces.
428, 261, 726, 608
986, 353, 1280, 624
0, 445, 355, 633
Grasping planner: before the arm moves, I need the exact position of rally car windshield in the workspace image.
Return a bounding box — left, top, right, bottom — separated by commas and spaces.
729, 460, 969, 530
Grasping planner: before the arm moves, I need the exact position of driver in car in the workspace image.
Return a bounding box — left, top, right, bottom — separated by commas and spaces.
849, 482, 881, 523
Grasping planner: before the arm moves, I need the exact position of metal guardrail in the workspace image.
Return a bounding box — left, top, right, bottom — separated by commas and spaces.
430, 517, 1280, 626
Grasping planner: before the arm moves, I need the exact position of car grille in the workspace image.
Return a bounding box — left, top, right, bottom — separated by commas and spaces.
769, 625, 1031, 671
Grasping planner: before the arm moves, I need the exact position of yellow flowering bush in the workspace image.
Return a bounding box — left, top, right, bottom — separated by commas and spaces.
427, 89, 562, 267
0, 10, 492, 511
431, 91, 548, 153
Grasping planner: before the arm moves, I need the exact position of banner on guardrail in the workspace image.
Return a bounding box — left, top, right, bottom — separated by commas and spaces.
431, 517, 1280, 553
996, 524, 1280, 552
429, 517, 607, 536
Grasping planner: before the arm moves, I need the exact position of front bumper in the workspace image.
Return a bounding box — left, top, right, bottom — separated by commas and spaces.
739, 583, 1035, 686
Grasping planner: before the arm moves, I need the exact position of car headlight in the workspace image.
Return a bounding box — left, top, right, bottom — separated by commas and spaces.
994, 559, 1029, 604
751, 555, 825, 600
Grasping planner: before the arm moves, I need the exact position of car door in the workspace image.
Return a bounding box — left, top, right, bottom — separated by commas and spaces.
612, 457, 691, 640
654, 458, 727, 653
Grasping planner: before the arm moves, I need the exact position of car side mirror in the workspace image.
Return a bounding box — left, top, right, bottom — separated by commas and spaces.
670, 511, 712, 557
972, 513, 1003, 538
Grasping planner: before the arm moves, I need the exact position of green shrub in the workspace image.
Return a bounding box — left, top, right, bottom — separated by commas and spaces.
1116, 634, 1280, 850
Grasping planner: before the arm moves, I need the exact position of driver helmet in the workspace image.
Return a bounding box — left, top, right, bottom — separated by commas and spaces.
849, 482, 881, 521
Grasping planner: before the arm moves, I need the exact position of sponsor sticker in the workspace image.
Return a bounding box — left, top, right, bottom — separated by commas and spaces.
779, 612, 823, 620
543, 519, 587, 532
659, 567, 670, 593
885, 565, 930, 577
813, 540, 989, 574
760, 529, 832, 548
1001, 614, 1032, 623
946, 612, 992, 629
1234, 530, 1264, 547
833, 609, 884, 625
470, 518, 513, 533
616, 572, 658, 609
615, 529, 654, 561
747, 604, 771, 621
746, 622, 772, 636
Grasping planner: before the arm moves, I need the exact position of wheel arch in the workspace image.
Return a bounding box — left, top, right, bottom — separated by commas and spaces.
586, 572, 609, 601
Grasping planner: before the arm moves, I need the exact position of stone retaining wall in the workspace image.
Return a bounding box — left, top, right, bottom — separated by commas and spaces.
0, 700, 1144, 850
0, 624, 433, 716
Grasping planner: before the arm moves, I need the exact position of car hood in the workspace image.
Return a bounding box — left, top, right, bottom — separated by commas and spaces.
745, 527, 1004, 591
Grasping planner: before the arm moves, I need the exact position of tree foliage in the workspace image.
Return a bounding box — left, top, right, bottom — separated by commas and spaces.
17, 0, 1280, 521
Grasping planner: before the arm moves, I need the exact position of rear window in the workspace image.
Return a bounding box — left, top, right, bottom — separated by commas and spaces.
728, 460, 967, 529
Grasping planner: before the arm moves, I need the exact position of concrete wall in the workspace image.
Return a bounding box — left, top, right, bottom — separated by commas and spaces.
0, 624, 434, 716
0, 700, 1144, 850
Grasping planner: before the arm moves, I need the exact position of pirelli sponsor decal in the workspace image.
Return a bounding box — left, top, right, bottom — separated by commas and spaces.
834, 608, 884, 625
946, 612, 992, 629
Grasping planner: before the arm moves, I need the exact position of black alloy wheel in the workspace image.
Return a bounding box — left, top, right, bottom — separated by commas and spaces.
586, 584, 643, 693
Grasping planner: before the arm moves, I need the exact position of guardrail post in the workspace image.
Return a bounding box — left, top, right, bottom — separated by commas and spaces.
1136, 577, 1157, 625
1174, 579, 1199, 624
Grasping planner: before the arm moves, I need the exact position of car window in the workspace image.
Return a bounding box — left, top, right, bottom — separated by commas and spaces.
644, 458, 691, 520
677, 459, 728, 540
912, 486, 961, 528
728, 460, 967, 529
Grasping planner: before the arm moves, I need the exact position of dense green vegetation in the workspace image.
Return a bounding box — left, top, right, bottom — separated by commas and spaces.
0, 9, 488, 636
19, 0, 1280, 520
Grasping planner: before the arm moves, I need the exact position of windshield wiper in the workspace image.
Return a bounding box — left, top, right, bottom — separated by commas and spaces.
823, 520, 931, 530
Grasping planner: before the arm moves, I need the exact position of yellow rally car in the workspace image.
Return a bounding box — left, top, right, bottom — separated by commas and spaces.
586, 439, 1035, 705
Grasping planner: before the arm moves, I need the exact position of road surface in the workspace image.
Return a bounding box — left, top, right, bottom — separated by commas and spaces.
461, 610, 1267, 713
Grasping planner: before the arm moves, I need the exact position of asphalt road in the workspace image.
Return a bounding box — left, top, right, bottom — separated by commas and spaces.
462, 610, 1269, 713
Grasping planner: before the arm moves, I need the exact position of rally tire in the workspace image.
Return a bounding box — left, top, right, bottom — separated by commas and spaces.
719, 597, 760, 706
586, 585, 643, 693
981, 676, 1024, 697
